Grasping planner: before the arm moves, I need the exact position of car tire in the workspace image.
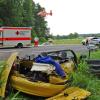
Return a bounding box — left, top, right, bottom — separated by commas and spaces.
82, 42, 85, 45
16, 43, 23, 48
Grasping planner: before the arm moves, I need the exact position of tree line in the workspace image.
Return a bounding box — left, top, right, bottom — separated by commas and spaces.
54, 32, 79, 39
54, 32, 100, 39
0, 0, 49, 42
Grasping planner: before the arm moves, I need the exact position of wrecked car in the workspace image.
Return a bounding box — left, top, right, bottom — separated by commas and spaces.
0, 50, 91, 99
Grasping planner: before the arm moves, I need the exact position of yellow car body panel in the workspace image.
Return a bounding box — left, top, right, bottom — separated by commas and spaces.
0, 52, 18, 97
47, 87, 91, 100
11, 75, 66, 97
49, 76, 68, 85
61, 61, 74, 74
49, 61, 74, 85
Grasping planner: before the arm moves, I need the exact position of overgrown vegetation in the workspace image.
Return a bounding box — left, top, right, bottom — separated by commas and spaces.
71, 50, 100, 100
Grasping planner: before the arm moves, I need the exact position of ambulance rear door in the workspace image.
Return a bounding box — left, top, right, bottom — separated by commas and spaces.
0, 28, 3, 45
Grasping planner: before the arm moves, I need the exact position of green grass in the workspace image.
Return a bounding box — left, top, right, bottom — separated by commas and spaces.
90, 50, 100, 59
53, 38, 82, 44
0, 61, 5, 87
71, 50, 100, 100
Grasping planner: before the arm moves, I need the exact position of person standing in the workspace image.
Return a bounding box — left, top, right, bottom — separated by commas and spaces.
34, 37, 39, 47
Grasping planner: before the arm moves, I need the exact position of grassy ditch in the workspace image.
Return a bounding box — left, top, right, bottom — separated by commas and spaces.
71, 50, 100, 100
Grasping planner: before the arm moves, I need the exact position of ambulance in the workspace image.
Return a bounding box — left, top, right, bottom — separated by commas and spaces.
0, 27, 32, 48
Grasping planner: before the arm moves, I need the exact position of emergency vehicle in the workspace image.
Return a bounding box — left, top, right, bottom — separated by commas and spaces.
0, 27, 32, 48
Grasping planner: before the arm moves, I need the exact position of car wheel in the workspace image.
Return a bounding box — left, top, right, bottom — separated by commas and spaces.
16, 43, 23, 48
82, 42, 85, 45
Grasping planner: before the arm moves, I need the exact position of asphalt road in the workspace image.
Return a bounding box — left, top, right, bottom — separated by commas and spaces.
0, 44, 89, 60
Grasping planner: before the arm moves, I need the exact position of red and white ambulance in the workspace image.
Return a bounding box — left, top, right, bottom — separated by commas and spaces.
0, 27, 32, 48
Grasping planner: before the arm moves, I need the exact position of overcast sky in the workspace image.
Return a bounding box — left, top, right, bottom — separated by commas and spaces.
34, 0, 100, 35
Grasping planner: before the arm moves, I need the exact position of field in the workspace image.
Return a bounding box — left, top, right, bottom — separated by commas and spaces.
53, 38, 82, 44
